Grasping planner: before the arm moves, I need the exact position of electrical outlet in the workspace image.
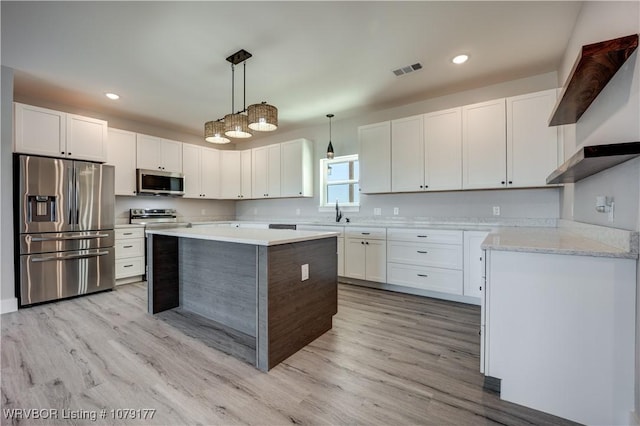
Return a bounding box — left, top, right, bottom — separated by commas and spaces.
301, 264, 309, 281
296, 208, 301, 216
492, 206, 501, 216
374, 208, 382, 216
393, 207, 399, 215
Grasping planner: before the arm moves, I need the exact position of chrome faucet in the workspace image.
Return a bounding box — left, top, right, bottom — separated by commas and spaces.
335, 200, 343, 223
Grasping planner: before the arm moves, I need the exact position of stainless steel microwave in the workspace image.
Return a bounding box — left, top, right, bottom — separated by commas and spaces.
136, 169, 185, 196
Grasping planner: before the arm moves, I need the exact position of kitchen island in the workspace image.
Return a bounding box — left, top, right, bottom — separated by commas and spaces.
146, 226, 338, 371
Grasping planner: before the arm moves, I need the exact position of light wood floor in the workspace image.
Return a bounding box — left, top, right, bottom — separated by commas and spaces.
1, 282, 576, 425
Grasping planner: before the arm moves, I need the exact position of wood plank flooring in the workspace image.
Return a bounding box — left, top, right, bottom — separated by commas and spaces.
1, 282, 577, 425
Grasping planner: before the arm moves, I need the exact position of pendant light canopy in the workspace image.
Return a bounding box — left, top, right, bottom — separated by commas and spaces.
326, 114, 335, 159
204, 49, 278, 143
204, 120, 230, 144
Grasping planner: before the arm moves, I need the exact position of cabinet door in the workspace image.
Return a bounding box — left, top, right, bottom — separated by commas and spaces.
267, 144, 281, 198
240, 149, 252, 199
281, 139, 313, 197
136, 134, 163, 170
201, 147, 220, 199
252, 146, 269, 198
425, 108, 463, 191
182, 144, 201, 198
365, 240, 387, 283
345, 239, 366, 280
462, 99, 506, 189
337, 236, 344, 277
107, 128, 137, 196
463, 231, 488, 298
359, 121, 391, 193
14, 103, 65, 157
506, 89, 559, 188
66, 114, 108, 162
220, 150, 242, 199
391, 115, 424, 192
160, 139, 183, 173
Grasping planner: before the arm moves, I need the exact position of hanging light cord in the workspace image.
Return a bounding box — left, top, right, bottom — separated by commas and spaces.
329, 115, 332, 142
230, 63, 235, 114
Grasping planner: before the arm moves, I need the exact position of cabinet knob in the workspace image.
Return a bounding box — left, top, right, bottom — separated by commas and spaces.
361, 241, 364, 245
67, 153, 71, 156
299, 192, 302, 195
508, 181, 513, 184
425, 185, 428, 188
479, 286, 482, 291
420, 185, 423, 188
61, 151, 65, 155
501, 181, 506, 185
365, 241, 369, 245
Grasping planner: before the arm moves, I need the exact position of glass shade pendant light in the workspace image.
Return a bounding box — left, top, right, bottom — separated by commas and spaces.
248, 102, 278, 131
326, 114, 335, 159
204, 120, 230, 144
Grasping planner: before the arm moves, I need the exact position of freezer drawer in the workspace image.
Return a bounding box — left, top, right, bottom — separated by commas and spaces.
20, 230, 115, 255
19, 247, 115, 306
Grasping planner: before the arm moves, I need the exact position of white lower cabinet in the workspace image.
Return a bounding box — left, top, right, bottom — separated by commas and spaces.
297, 225, 344, 276
344, 227, 386, 283
386, 228, 463, 295
463, 231, 489, 298
115, 226, 145, 283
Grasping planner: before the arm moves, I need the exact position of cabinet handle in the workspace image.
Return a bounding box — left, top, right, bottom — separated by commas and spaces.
508, 181, 513, 184
123, 245, 133, 248
123, 232, 133, 236
417, 235, 427, 238
417, 274, 428, 278
479, 286, 482, 291
361, 232, 370, 235
123, 264, 133, 268
417, 250, 428, 254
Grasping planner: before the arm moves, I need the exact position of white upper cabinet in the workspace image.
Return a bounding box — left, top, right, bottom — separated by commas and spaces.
506, 89, 560, 188
182, 144, 219, 199
462, 98, 507, 189
358, 121, 391, 193
391, 115, 424, 192
424, 107, 463, 191
66, 114, 108, 162
240, 149, 252, 199
220, 150, 242, 199
106, 128, 137, 196
252, 144, 281, 198
14, 103, 107, 162
136, 134, 183, 173
281, 138, 313, 197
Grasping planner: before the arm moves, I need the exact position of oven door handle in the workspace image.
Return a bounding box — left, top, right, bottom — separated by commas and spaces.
30, 233, 110, 242
31, 251, 110, 262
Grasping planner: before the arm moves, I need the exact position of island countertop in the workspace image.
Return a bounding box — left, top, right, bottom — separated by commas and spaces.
146, 225, 338, 246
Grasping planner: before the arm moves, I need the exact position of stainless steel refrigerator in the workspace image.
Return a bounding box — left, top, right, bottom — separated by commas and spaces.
15, 155, 115, 306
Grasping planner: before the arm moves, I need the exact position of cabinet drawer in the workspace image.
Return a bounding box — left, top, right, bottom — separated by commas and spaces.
297, 225, 345, 237
115, 257, 144, 279
387, 228, 462, 244
115, 238, 144, 259
345, 227, 386, 240
387, 263, 463, 295
387, 241, 462, 269
115, 227, 145, 240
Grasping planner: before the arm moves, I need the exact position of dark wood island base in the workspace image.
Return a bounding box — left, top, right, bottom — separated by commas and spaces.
147, 231, 338, 371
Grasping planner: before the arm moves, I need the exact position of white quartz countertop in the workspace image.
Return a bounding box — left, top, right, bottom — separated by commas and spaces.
481, 227, 638, 259
146, 225, 339, 246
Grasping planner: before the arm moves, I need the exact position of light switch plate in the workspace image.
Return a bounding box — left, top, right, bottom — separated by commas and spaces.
492, 206, 500, 216
301, 264, 309, 281
374, 208, 382, 216
393, 207, 399, 215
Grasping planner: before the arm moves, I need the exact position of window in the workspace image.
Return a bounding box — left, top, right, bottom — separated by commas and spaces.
319, 154, 359, 210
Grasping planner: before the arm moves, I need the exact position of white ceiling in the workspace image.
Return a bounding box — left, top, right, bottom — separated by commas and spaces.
1, 1, 583, 140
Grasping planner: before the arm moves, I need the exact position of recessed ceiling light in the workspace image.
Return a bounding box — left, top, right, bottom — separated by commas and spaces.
105, 92, 120, 100
452, 54, 469, 65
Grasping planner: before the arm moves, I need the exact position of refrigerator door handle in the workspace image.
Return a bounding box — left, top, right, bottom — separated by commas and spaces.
67, 165, 75, 226
31, 251, 110, 262
30, 233, 110, 242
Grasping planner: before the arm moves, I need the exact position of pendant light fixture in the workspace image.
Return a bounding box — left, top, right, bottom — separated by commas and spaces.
204, 49, 278, 143
326, 114, 335, 159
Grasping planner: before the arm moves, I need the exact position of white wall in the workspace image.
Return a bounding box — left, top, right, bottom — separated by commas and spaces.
236, 71, 561, 221
114, 196, 235, 224
555, 1, 640, 420
1, 66, 17, 313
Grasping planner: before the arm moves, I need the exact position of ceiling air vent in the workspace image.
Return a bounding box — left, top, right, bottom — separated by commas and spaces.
392, 62, 423, 76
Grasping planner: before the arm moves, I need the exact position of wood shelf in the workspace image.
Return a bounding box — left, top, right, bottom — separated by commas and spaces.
546, 141, 640, 184
549, 34, 638, 126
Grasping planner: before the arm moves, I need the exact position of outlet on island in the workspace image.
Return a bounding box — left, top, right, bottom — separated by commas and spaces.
301, 264, 309, 281
492, 206, 501, 216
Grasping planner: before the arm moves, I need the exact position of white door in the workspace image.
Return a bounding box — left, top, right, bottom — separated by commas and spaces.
107, 128, 137, 196
462, 99, 506, 189
252, 146, 269, 198
365, 240, 387, 283
240, 149, 252, 199
182, 144, 201, 198
267, 144, 281, 198
425, 107, 463, 191
13, 103, 66, 157
345, 239, 366, 280
507, 89, 559, 188
160, 139, 183, 173
358, 121, 391, 193
66, 114, 108, 162
201, 147, 220, 199
220, 150, 241, 199
463, 231, 488, 298
136, 134, 163, 170
391, 115, 424, 192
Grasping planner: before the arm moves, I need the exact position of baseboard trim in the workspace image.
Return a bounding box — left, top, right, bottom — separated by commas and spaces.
0, 297, 18, 314
483, 375, 501, 395
631, 410, 640, 426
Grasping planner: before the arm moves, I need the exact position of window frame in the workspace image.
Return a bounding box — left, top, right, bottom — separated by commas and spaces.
318, 154, 360, 212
